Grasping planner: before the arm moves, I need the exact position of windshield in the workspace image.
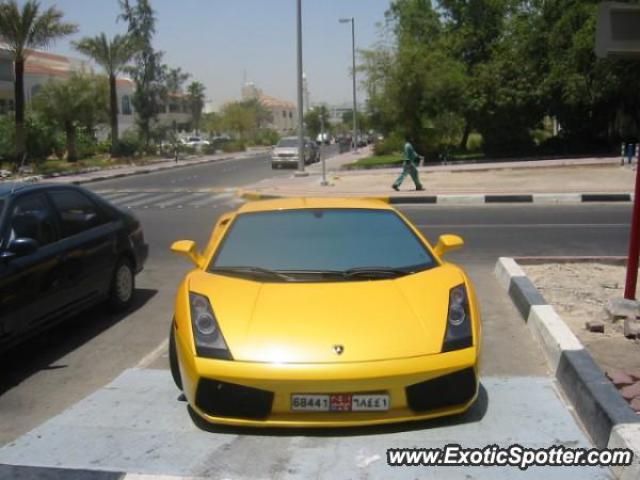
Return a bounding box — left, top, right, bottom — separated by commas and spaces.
277, 139, 298, 148
210, 209, 435, 278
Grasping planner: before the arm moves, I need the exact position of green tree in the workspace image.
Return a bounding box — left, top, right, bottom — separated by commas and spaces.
0, 0, 76, 165
304, 105, 329, 138
73, 32, 138, 156
118, 0, 166, 149
186, 81, 205, 134
165, 67, 190, 94
220, 101, 255, 139
32, 74, 108, 162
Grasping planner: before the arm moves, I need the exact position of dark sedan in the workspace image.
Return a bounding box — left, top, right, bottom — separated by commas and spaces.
0, 183, 148, 352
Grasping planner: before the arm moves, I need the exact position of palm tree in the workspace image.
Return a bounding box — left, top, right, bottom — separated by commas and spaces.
186, 81, 206, 134
165, 67, 190, 94
0, 0, 77, 166
32, 74, 108, 162
74, 33, 138, 156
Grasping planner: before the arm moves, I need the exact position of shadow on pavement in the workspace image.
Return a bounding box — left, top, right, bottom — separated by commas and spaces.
187, 383, 489, 437
0, 288, 157, 396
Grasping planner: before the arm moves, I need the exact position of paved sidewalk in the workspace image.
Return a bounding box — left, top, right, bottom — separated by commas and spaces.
241, 151, 635, 202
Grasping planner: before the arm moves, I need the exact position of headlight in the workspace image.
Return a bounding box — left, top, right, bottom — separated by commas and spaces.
442, 284, 473, 352
189, 292, 232, 360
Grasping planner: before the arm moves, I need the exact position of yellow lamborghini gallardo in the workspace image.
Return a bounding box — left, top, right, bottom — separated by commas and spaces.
169, 198, 481, 428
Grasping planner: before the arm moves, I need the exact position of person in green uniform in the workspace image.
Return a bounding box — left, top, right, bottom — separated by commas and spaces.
392, 136, 424, 191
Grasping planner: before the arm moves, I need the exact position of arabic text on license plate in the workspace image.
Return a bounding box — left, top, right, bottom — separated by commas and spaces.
291, 394, 389, 412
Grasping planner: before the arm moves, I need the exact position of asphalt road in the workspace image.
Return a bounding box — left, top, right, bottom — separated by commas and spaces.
0, 156, 631, 478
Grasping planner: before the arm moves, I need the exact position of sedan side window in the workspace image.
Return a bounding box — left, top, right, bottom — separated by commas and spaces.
9, 194, 58, 247
49, 190, 107, 239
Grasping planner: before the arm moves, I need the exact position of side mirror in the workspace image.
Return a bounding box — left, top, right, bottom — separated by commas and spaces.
433, 234, 464, 257
6, 237, 39, 258
171, 240, 203, 267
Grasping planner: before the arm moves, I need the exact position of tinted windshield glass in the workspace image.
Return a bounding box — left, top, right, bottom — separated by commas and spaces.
277, 139, 297, 148
211, 209, 435, 273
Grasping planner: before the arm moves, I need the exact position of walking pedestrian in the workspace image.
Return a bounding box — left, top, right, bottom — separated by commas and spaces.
392, 135, 424, 191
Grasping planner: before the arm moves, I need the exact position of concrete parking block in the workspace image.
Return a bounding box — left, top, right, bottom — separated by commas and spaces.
0, 368, 612, 479
608, 424, 640, 480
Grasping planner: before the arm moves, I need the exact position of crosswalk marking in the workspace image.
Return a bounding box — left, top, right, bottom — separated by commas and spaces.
189, 193, 228, 207
156, 194, 200, 208
123, 192, 179, 208
108, 192, 155, 204
95, 190, 239, 209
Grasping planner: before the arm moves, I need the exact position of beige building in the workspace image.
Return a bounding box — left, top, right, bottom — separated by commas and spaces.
241, 82, 296, 133
0, 45, 192, 135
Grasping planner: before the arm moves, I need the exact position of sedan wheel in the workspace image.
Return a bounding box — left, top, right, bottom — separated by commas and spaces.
108, 258, 135, 312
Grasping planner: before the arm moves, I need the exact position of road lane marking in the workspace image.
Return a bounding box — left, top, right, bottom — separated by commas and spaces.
108, 192, 156, 204
135, 339, 169, 368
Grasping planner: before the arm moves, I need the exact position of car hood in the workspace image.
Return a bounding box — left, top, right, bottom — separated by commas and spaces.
273, 147, 298, 155
188, 264, 465, 363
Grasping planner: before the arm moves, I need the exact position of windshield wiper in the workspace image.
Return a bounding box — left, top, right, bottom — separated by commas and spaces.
211, 266, 296, 281
341, 267, 413, 279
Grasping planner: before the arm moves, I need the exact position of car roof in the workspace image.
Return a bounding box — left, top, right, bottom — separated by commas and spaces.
0, 182, 83, 198
236, 197, 393, 214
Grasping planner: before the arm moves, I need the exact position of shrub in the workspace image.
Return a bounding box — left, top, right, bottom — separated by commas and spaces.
202, 143, 217, 155
466, 132, 483, 152
374, 132, 403, 156
76, 129, 98, 159
222, 140, 246, 153
115, 131, 142, 157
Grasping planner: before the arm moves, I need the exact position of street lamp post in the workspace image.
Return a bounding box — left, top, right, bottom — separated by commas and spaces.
320, 111, 328, 186
295, 0, 307, 176
339, 17, 357, 153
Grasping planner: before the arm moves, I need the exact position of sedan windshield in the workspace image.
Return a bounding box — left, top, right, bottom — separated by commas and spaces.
210, 209, 436, 280
277, 139, 297, 148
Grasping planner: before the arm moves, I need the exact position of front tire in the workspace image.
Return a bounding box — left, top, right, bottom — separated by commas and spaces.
169, 322, 183, 390
108, 257, 135, 312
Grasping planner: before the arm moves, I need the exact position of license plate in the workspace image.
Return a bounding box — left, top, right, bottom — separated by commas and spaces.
291, 393, 389, 412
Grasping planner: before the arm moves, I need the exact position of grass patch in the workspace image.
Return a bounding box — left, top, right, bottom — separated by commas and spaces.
343, 153, 404, 169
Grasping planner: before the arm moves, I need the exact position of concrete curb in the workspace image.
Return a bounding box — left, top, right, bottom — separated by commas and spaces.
0, 464, 207, 479
494, 257, 640, 479
238, 191, 633, 204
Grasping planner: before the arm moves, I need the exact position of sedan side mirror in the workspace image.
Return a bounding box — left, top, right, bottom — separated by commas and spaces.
171, 240, 203, 267
5, 237, 39, 259
434, 234, 464, 257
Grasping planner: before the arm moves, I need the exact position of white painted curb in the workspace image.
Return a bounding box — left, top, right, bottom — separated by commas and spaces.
608, 424, 640, 480
527, 305, 583, 372
494, 257, 526, 290
533, 193, 582, 204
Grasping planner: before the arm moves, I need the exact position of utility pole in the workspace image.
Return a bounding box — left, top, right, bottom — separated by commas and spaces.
295, 0, 307, 176
340, 17, 357, 152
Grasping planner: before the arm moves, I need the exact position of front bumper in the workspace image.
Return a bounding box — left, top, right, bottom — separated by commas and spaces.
271, 157, 299, 168
177, 337, 479, 427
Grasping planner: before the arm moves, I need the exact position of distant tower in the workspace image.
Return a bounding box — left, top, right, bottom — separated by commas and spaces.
302, 72, 310, 114
242, 81, 260, 101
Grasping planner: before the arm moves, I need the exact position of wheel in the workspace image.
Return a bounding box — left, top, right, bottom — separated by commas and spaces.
108, 256, 135, 312
169, 321, 183, 390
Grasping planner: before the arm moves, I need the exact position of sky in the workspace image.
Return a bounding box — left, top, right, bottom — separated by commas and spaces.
38, 0, 394, 109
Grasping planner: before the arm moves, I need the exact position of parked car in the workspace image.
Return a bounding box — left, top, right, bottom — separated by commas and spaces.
316, 132, 331, 145
0, 183, 148, 352
182, 136, 210, 149
169, 197, 481, 428
271, 137, 317, 169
